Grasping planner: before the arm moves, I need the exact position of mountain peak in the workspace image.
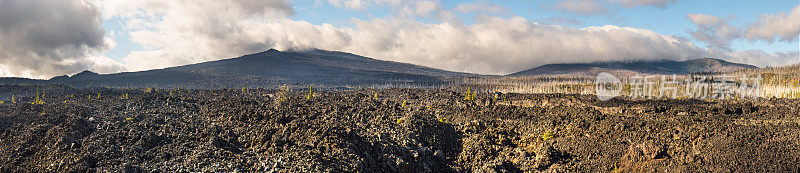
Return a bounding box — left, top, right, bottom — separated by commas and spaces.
72, 70, 100, 78
26, 49, 467, 89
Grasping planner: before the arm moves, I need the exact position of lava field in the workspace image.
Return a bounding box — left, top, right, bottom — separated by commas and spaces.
1, 85, 799, 172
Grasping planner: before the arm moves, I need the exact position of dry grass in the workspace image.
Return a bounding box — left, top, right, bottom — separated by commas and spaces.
454, 76, 594, 95
731, 63, 800, 98
453, 67, 800, 99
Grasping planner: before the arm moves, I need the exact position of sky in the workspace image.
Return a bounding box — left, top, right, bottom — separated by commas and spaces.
1, 0, 799, 79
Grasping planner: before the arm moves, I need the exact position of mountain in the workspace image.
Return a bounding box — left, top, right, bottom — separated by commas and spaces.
508, 58, 758, 77
2, 49, 472, 89
1, 51, 761, 89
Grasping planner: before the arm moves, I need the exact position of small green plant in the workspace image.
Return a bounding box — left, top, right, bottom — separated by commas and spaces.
275, 84, 289, 103
306, 86, 314, 99
464, 87, 472, 100
32, 92, 44, 105
542, 131, 554, 140
464, 87, 476, 101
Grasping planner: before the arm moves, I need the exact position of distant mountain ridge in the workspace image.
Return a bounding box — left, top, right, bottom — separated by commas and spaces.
2, 49, 472, 89
0, 50, 760, 89
509, 58, 758, 77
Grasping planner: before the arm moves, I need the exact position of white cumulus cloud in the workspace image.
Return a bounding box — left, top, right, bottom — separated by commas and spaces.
98, 0, 798, 75
745, 4, 800, 42
686, 13, 742, 50
0, 0, 124, 79
7, 0, 792, 79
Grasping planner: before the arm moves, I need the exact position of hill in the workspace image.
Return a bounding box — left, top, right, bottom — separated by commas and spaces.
508, 58, 758, 77
2, 49, 472, 89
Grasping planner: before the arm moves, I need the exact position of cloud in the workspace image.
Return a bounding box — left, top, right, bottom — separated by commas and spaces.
324, 0, 446, 19
326, 0, 369, 10
101, 0, 721, 75
0, 0, 792, 79
686, 13, 742, 50
100, 0, 793, 77
554, 0, 607, 15
553, 0, 676, 15
454, 1, 508, 15
324, 0, 401, 10
686, 13, 723, 26
336, 17, 717, 74
720, 49, 798, 68
100, 0, 296, 71
402, 0, 441, 17
535, 16, 585, 26
608, 0, 676, 9
681, 9, 799, 67
0, 0, 124, 79
745, 4, 800, 42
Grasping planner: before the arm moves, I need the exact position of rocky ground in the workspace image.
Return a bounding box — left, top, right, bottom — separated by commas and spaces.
0, 85, 799, 172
